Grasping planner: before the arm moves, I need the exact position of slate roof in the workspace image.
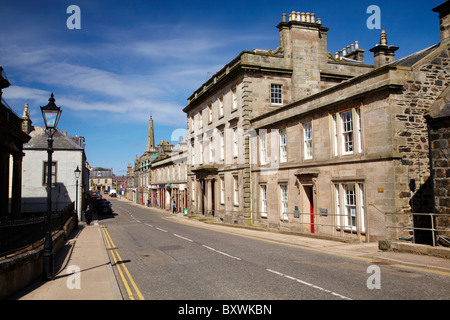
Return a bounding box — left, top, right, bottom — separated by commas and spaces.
24, 126, 85, 150
393, 43, 440, 67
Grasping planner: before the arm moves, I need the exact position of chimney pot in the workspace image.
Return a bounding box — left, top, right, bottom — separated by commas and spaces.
380, 30, 387, 46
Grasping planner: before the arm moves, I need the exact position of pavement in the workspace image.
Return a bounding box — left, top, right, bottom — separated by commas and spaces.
12, 221, 122, 300
10, 199, 450, 300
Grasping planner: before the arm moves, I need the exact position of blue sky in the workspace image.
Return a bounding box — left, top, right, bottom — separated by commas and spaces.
0, 0, 444, 175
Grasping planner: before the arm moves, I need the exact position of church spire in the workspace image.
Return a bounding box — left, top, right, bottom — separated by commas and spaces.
146, 114, 155, 153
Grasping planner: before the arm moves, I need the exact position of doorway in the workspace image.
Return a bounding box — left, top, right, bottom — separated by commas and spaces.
303, 185, 314, 233
211, 179, 215, 217
201, 179, 205, 215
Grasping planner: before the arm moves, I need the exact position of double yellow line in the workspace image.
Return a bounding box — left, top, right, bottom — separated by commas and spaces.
101, 225, 145, 300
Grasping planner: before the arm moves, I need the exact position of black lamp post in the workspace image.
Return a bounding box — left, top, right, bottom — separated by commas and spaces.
74, 166, 81, 227
41, 93, 62, 281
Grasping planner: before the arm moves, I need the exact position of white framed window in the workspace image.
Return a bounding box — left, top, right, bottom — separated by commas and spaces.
335, 182, 365, 232
232, 88, 237, 110
208, 103, 212, 123
359, 183, 365, 231
220, 131, 224, 161
331, 108, 362, 157
233, 176, 239, 205
209, 136, 214, 164
199, 137, 203, 165
260, 132, 267, 165
280, 129, 287, 163
341, 111, 353, 155
280, 184, 288, 220
233, 128, 238, 158
220, 176, 225, 204
219, 97, 224, 118
304, 122, 312, 160
356, 108, 362, 153
261, 185, 267, 217
199, 110, 203, 129
344, 184, 356, 227
332, 114, 338, 156
43, 161, 57, 186
271, 84, 282, 104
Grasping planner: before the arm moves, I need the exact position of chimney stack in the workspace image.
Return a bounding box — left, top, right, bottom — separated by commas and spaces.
433, 1, 450, 44
21, 103, 32, 134
369, 30, 399, 68
277, 11, 329, 99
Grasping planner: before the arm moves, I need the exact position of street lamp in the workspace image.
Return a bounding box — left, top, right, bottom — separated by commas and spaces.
74, 166, 81, 228
41, 93, 62, 281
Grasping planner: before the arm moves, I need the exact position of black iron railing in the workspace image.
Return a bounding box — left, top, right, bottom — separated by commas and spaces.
0, 202, 75, 257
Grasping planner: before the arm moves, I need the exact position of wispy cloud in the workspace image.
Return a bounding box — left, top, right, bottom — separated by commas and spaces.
0, 21, 237, 127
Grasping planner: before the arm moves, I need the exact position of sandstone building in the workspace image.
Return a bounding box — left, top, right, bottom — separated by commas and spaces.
0, 68, 31, 218
131, 116, 158, 205
126, 116, 188, 212
150, 138, 188, 212
89, 167, 113, 194
183, 3, 450, 242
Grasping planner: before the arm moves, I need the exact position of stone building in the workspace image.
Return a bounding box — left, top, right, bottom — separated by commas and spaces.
125, 163, 135, 201
0, 68, 31, 218
125, 115, 188, 209
22, 106, 87, 220
133, 116, 158, 205
89, 167, 113, 193
150, 138, 188, 212
184, 3, 450, 242
184, 10, 372, 225
426, 79, 450, 243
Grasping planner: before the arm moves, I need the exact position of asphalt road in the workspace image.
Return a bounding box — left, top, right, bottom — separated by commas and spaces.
98, 198, 450, 301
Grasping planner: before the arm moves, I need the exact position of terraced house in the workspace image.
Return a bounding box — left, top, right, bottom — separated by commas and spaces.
184, 2, 450, 242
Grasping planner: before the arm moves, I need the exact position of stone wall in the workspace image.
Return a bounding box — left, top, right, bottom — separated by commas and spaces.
430, 117, 450, 216
0, 215, 76, 299
393, 44, 450, 214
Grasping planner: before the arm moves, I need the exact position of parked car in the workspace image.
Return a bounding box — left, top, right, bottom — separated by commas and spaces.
99, 199, 112, 214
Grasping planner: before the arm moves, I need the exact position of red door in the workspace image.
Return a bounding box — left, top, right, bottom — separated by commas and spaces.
305, 186, 314, 234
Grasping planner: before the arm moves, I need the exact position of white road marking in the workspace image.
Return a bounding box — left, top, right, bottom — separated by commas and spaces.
266, 269, 351, 300
174, 234, 193, 242
202, 245, 241, 260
